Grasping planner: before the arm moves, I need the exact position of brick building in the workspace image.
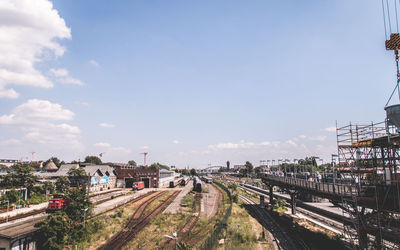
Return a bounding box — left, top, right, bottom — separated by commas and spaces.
115, 167, 160, 188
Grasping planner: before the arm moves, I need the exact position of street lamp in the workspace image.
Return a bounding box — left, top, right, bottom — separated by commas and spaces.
164, 231, 178, 249
83, 208, 89, 228
0, 200, 9, 222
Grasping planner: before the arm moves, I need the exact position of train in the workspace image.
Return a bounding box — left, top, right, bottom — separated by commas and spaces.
169, 178, 183, 188
193, 176, 202, 192
46, 194, 66, 212
202, 176, 213, 184
132, 181, 145, 191
180, 176, 190, 186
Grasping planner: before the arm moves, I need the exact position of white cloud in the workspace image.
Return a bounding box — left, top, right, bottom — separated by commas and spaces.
0, 138, 21, 145
307, 135, 327, 141
173, 140, 180, 144
111, 146, 131, 154
285, 139, 297, 147
0, 99, 81, 148
94, 142, 111, 147
49, 68, 84, 86
0, 0, 71, 98
74, 101, 89, 106
0, 99, 74, 124
141, 146, 149, 150
0, 87, 19, 99
324, 126, 336, 132
208, 141, 257, 150
89, 59, 99, 67
99, 122, 115, 128
49, 68, 68, 77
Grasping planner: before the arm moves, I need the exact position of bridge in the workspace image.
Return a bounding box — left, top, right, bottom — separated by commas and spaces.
261, 173, 400, 213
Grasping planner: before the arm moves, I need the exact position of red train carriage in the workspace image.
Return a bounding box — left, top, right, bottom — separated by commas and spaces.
47, 195, 67, 212
132, 181, 145, 191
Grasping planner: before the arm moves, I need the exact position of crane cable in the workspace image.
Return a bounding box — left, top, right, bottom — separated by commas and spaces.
387, 0, 393, 34
383, 0, 388, 39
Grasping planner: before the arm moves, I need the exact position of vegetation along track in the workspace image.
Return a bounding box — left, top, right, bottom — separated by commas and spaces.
238, 194, 310, 250
183, 183, 225, 246
99, 190, 180, 250
166, 193, 202, 247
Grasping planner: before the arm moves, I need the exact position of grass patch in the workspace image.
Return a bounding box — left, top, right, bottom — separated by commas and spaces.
123, 208, 191, 249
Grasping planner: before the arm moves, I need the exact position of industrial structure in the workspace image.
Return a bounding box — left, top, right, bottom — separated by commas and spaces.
260, 2, 400, 249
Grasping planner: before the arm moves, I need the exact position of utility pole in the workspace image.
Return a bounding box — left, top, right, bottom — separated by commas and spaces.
28, 151, 35, 162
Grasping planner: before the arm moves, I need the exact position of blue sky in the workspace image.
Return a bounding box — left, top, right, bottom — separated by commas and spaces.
0, 1, 397, 168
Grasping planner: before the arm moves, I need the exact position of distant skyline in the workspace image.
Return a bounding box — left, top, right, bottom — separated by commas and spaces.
0, 1, 397, 168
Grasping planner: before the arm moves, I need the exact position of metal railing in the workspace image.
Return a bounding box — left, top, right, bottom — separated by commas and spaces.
263, 174, 357, 196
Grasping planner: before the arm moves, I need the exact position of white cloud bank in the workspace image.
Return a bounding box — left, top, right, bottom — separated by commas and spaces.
0, 0, 77, 98
0, 99, 81, 148
94, 142, 110, 147
93, 142, 131, 154
49, 68, 84, 86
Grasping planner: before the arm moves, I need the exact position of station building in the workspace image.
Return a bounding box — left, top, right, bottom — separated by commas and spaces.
113, 166, 178, 188
34, 164, 117, 191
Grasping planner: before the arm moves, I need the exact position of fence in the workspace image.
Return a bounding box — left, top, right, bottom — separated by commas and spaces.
198, 181, 233, 250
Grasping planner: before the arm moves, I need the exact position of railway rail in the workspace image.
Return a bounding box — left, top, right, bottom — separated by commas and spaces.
90, 191, 156, 219
0, 188, 128, 225
240, 183, 396, 249
99, 190, 180, 250
238, 194, 310, 250
165, 193, 202, 247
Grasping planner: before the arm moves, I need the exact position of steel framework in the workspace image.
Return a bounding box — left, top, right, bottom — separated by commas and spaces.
336, 121, 400, 249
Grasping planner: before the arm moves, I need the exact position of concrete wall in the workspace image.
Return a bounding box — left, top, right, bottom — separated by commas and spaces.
0, 238, 9, 250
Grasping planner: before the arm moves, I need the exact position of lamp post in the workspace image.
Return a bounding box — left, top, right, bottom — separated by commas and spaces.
164, 232, 178, 249
0, 200, 9, 222
331, 154, 338, 186
83, 208, 88, 228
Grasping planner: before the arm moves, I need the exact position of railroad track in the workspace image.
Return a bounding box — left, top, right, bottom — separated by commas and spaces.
183, 183, 226, 246
90, 191, 156, 219
238, 194, 310, 250
99, 190, 180, 250
165, 193, 202, 247
0, 189, 127, 225
0, 208, 46, 224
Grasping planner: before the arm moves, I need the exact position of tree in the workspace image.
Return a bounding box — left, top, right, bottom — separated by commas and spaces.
244, 161, 254, 176
3, 163, 37, 197
34, 178, 93, 249
149, 163, 170, 170
226, 161, 230, 170
84, 156, 102, 165
128, 160, 137, 166
44, 157, 62, 168
43, 181, 55, 195
63, 186, 92, 223
190, 168, 197, 176
34, 211, 72, 250
67, 168, 88, 188
1, 188, 18, 203
55, 176, 70, 194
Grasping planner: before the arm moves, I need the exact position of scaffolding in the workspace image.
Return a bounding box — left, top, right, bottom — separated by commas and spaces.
336, 121, 400, 249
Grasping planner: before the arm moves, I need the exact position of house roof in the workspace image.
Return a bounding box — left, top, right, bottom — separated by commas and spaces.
44, 160, 58, 171
35, 164, 115, 179
85, 165, 115, 177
